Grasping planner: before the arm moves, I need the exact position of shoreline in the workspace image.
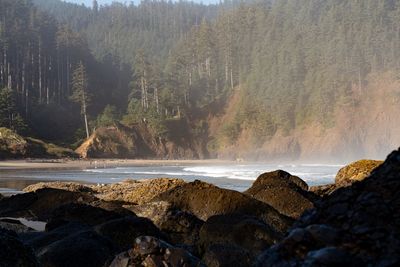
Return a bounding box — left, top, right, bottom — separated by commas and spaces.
0, 158, 237, 170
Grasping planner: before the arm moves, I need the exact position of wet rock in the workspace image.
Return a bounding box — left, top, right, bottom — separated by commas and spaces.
22, 222, 92, 252
24, 178, 186, 205
309, 184, 337, 198
303, 247, 362, 267
95, 178, 186, 204
129, 201, 204, 249
0, 228, 39, 267
255, 148, 400, 266
24, 182, 94, 194
0, 218, 34, 233
198, 214, 281, 257
109, 236, 204, 267
245, 170, 315, 218
45, 203, 129, 231
155, 180, 293, 234
37, 230, 116, 267
202, 244, 251, 267
95, 216, 163, 251
127, 201, 173, 226
0, 188, 97, 220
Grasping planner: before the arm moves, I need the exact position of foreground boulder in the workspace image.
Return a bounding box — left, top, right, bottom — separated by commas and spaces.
0, 218, 35, 233
128, 200, 204, 251
155, 180, 293, 234
110, 236, 204, 267
255, 148, 400, 266
0, 228, 39, 267
45, 203, 131, 231
198, 214, 282, 257
36, 230, 116, 267
94, 216, 163, 251
202, 244, 252, 267
245, 170, 315, 218
311, 159, 384, 197
0, 188, 97, 220
24, 178, 186, 205
335, 159, 383, 186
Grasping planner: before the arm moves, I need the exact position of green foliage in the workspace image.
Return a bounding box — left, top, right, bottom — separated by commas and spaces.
5, 0, 400, 148
0, 88, 15, 128
97, 105, 119, 127
221, 122, 241, 144
0, 88, 27, 134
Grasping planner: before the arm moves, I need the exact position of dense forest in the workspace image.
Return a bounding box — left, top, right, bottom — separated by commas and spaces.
1, 0, 400, 160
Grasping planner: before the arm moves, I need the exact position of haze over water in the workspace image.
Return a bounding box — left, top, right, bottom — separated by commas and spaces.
0, 163, 342, 194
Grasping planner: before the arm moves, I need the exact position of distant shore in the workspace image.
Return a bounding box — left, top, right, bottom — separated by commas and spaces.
0, 158, 237, 170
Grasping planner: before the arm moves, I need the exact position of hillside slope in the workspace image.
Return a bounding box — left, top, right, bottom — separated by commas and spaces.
76, 122, 208, 159
211, 72, 400, 161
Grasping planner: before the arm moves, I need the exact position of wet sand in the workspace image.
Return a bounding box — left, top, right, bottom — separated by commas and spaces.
0, 158, 235, 170
0, 159, 237, 195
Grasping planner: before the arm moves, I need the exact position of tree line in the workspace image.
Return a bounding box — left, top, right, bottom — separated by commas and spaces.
3, 0, 400, 150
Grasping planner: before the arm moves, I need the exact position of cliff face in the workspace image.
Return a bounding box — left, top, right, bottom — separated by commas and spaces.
211, 72, 400, 162
76, 121, 208, 159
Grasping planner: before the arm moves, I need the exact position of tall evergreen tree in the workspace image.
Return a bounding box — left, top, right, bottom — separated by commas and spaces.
70, 61, 91, 139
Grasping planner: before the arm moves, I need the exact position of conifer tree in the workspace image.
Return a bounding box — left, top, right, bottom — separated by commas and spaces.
70, 61, 91, 139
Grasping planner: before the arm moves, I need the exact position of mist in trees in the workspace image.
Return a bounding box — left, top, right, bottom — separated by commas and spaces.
2, 0, 400, 150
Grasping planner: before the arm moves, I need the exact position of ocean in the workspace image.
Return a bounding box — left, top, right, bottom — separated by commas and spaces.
0, 163, 343, 195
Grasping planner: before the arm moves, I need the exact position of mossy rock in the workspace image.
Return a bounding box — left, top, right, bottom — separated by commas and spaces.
0, 127, 28, 158
0, 127, 76, 159
335, 159, 383, 186
26, 138, 76, 158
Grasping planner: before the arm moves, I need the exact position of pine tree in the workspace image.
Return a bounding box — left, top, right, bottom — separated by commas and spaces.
70, 61, 91, 139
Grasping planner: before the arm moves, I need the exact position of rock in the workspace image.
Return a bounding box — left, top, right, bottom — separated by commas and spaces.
0, 228, 39, 267
127, 201, 173, 226
309, 184, 337, 197
0, 188, 97, 220
303, 247, 362, 267
245, 170, 315, 218
0, 127, 76, 159
202, 244, 252, 267
94, 216, 163, 251
335, 159, 383, 186
22, 222, 92, 251
311, 160, 383, 197
0, 127, 29, 159
37, 230, 116, 267
109, 236, 205, 267
255, 148, 400, 266
0, 218, 34, 233
251, 170, 309, 191
93, 178, 186, 204
45, 203, 130, 231
155, 180, 293, 234
24, 182, 94, 194
198, 214, 281, 257
24, 178, 186, 205
158, 210, 204, 249
129, 201, 204, 249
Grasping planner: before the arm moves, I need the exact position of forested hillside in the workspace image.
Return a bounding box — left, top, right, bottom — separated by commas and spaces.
0, 0, 131, 144
2, 0, 399, 161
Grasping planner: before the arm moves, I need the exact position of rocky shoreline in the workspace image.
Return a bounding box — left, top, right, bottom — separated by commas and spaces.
0, 151, 398, 266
